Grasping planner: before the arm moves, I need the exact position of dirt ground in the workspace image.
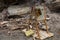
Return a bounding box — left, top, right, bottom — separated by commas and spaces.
0, 12, 60, 40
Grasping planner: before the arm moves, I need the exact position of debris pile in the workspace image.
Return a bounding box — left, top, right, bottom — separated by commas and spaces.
0, 4, 54, 40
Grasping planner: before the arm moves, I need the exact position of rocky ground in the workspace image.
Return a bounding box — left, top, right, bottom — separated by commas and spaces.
45, 12, 60, 40
0, 12, 60, 40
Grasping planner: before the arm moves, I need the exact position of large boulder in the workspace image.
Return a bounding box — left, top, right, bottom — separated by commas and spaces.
8, 5, 31, 15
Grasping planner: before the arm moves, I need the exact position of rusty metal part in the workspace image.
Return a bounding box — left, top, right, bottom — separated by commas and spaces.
44, 4, 49, 33
32, 8, 41, 40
